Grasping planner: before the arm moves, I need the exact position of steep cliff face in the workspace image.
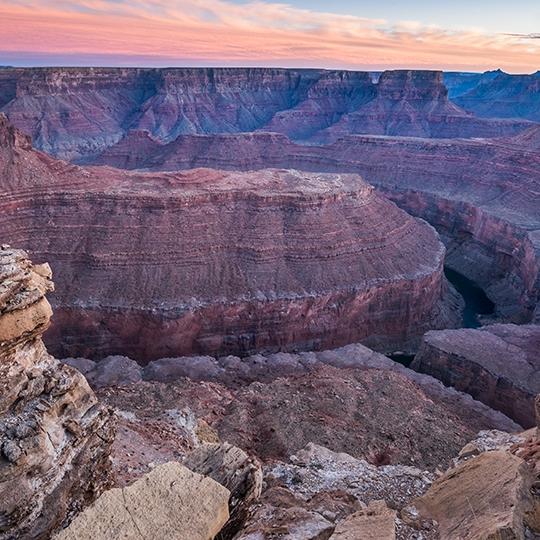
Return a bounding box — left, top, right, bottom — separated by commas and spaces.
135, 68, 317, 143
96, 130, 540, 323
0, 68, 532, 160
0, 115, 459, 361
311, 70, 532, 143
412, 324, 540, 427
0, 247, 115, 540
451, 70, 540, 122
262, 71, 376, 140
0, 67, 158, 160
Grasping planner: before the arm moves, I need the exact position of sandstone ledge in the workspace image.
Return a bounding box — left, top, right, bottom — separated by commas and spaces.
412, 324, 540, 427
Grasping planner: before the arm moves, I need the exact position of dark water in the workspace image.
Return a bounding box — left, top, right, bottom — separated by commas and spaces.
387, 353, 415, 367
444, 267, 495, 328
386, 267, 495, 365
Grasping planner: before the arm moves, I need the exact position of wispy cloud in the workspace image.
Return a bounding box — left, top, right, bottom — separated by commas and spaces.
504, 33, 540, 39
1, 0, 539, 72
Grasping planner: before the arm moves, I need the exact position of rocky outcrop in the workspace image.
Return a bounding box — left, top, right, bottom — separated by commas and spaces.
412, 324, 540, 427
93, 342, 519, 476
185, 443, 263, 539
233, 421, 539, 539
54, 462, 230, 540
0, 117, 461, 360
99, 129, 540, 322
0, 68, 531, 160
0, 247, 115, 540
329, 501, 396, 540
236, 443, 432, 539
407, 450, 539, 539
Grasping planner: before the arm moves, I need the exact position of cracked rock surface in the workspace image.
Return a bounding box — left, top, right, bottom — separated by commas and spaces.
54, 462, 230, 540
0, 247, 115, 540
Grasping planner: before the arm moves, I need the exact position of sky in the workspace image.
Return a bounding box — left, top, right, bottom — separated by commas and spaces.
1, 0, 539, 73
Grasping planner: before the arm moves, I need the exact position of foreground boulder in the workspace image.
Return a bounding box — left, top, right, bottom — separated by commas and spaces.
408, 449, 539, 539
55, 462, 230, 540
185, 443, 263, 539
0, 247, 115, 539
412, 324, 540, 427
329, 501, 396, 540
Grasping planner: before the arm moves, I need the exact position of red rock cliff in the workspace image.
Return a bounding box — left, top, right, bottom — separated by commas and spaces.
0, 116, 460, 361
99, 130, 540, 323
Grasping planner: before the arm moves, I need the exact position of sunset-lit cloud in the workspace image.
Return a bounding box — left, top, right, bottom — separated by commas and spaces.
1, 0, 539, 72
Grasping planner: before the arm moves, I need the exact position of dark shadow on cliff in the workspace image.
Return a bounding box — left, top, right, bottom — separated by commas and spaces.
444, 267, 495, 328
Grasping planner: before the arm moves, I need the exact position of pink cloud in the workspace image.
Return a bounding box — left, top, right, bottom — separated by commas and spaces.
1, 0, 539, 72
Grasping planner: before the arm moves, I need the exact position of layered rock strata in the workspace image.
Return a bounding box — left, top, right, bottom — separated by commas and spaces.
309, 70, 532, 144
412, 324, 540, 427
0, 247, 115, 540
0, 68, 532, 160
0, 116, 459, 360
449, 70, 540, 122
99, 130, 540, 322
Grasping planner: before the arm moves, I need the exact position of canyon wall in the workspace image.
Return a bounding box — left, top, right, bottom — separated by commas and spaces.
97, 130, 540, 323
0, 68, 533, 160
412, 324, 540, 427
0, 247, 114, 539
0, 116, 459, 361
447, 70, 540, 122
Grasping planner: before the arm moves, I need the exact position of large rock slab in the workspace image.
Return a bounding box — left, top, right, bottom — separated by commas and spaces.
54, 462, 230, 540
330, 501, 396, 540
185, 442, 263, 539
0, 247, 115, 540
412, 324, 540, 427
409, 450, 539, 539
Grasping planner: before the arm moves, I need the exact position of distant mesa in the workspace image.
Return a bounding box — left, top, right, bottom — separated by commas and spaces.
0, 67, 534, 161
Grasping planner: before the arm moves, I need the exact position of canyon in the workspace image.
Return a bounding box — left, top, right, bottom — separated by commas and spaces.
0, 113, 462, 361
0, 67, 533, 161
1, 68, 538, 329
1, 66, 540, 538
96, 129, 540, 324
